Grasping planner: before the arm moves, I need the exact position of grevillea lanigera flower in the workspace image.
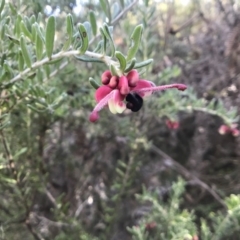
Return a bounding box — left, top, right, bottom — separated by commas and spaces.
89, 69, 187, 122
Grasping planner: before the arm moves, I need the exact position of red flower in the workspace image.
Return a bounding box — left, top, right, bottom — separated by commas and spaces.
89, 70, 187, 122
166, 119, 179, 129
218, 124, 239, 137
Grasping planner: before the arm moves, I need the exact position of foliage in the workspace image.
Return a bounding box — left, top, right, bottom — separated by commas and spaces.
1, 0, 240, 240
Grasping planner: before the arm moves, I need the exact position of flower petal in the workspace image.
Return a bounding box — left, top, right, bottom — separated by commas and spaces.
127, 69, 139, 87
108, 90, 126, 114
132, 80, 154, 97
118, 76, 130, 95
95, 86, 112, 102
132, 82, 187, 97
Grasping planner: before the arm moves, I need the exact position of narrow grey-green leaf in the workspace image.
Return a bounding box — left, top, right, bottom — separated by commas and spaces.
126, 24, 143, 62
134, 59, 153, 69
99, 0, 111, 22
110, 64, 119, 76
0, 0, 5, 15
93, 40, 103, 53
99, 27, 107, 54
35, 34, 43, 61
66, 14, 73, 38
83, 21, 92, 39
6, 34, 19, 45
119, 0, 124, 8
9, 2, 17, 15
20, 35, 31, 68
103, 23, 115, 57
112, 2, 120, 19
89, 77, 100, 89
45, 16, 55, 59
30, 15, 36, 24
125, 58, 136, 72
18, 50, 24, 71
115, 51, 126, 72
78, 23, 88, 54
21, 20, 32, 40
89, 11, 97, 36
24, 16, 32, 33
32, 22, 45, 43
15, 15, 22, 38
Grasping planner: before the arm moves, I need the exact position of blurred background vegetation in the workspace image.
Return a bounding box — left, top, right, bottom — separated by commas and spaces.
1, 0, 240, 239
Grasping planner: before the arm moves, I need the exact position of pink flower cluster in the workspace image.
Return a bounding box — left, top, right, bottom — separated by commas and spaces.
89, 69, 187, 122
218, 124, 239, 137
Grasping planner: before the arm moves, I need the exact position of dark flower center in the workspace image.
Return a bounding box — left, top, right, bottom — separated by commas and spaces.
126, 93, 143, 112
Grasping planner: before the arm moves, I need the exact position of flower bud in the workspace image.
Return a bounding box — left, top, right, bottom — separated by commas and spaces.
101, 70, 112, 85
108, 76, 119, 89
89, 111, 99, 122
118, 76, 130, 95
127, 69, 139, 87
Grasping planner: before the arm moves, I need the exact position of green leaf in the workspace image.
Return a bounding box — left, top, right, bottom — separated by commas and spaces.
6, 34, 20, 45
62, 14, 73, 51
9, 2, 17, 15
110, 64, 119, 76
99, 28, 107, 54
126, 24, 143, 62
66, 14, 73, 37
20, 35, 32, 68
134, 59, 153, 69
112, 2, 120, 19
32, 22, 45, 43
21, 20, 32, 40
124, 58, 136, 72
30, 15, 36, 24
83, 21, 92, 39
0, 25, 5, 40
35, 34, 44, 61
119, 0, 124, 8
45, 16, 55, 59
89, 77, 100, 89
13, 147, 27, 160
78, 23, 89, 54
15, 15, 22, 38
103, 23, 115, 57
0, 0, 5, 15
89, 11, 97, 36
99, 0, 111, 22
18, 50, 24, 71
115, 51, 126, 72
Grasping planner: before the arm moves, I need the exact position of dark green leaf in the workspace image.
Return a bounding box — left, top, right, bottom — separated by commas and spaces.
89, 77, 100, 89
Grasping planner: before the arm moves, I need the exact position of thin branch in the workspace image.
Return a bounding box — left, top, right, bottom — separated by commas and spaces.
150, 144, 227, 208
111, 0, 139, 26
